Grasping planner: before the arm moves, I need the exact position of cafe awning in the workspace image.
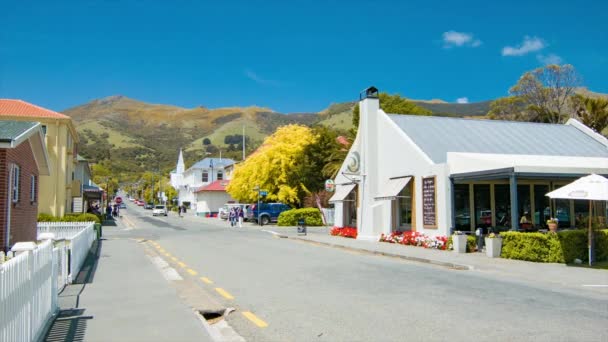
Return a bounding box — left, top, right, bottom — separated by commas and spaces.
329, 183, 356, 202
375, 177, 411, 200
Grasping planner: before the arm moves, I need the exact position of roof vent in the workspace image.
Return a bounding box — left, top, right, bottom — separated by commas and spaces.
360, 86, 379, 100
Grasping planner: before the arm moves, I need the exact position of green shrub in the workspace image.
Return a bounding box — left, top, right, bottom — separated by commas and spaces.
60, 213, 101, 224
501, 230, 608, 263
277, 208, 323, 226
38, 213, 59, 222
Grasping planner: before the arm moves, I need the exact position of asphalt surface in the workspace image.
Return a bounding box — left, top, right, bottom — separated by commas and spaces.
119, 201, 608, 342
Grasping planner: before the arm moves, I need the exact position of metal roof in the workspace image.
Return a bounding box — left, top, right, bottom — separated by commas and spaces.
0, 120, 39, 142
189, 157, 235, 170
387, 114, 608, 163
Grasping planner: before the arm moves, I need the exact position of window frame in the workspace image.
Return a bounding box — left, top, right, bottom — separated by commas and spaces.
30, 174, 37, 203
11, 164, 20, 203
202, 170, 209, 183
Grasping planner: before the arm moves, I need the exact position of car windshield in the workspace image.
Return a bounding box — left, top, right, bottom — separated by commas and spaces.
155, 206, 165, 209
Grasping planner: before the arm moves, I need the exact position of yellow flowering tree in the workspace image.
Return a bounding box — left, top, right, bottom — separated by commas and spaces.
227, 124, 318, 206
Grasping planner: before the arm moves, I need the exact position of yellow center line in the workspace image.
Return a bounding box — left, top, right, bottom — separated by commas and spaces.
155, 245, 162, 249
165, 253, 172, 257
187, 269, 198, 276
178, 262, 187, 268
171, 257, 178, 262
215, 288, 234, 300
159, 248, 166, 253
242, 312, 268, 328
200, 277, 213, 284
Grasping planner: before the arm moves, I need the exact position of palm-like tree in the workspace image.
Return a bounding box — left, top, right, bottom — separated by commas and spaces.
322, 132, 354, 179
574, 95, 608, 134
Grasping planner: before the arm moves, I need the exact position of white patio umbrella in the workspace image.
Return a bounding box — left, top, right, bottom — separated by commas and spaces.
546, 174, 608, 266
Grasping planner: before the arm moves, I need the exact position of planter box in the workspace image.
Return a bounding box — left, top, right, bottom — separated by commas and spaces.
485, 238, 502, 258
452, 234, 467, 253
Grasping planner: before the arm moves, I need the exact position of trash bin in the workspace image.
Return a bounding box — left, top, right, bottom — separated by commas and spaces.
95, 223, 102, 239
297, 219, 307, 236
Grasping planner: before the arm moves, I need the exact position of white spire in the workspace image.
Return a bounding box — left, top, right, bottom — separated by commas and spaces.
176, 148, 185, 174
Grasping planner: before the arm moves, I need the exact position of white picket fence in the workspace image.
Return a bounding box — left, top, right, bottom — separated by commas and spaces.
66, 223, 96, 283
0, 222, 97, 342
37, 221, 95, 240
0, 240, 55, 342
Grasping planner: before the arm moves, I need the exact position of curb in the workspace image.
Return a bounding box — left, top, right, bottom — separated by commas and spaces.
288, 236, 473, 271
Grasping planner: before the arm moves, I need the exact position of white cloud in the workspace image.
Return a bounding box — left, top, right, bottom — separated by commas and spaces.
442, 31, 482, 48
502, 36, 545, 56
456, 97, 469, 104
244, 69, 280, 86
537, 53, 563, 65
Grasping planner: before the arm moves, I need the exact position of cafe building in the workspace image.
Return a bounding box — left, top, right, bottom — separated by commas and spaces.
330, 87, 608, 240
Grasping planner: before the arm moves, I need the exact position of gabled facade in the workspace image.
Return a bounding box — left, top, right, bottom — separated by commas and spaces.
170, 151, 235, 210
0, 99, 79, 217
0, 121, 50, 251
331, 87, 608, 240
194, 180, 235, 216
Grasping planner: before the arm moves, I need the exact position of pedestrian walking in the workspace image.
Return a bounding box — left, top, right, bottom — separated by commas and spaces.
106, 203, 112, 220
237, 207, 244, 228
229, 207, 236, 227
178, 205, 183, 217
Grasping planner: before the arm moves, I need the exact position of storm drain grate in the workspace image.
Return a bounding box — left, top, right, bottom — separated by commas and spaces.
198, 308, 234, 325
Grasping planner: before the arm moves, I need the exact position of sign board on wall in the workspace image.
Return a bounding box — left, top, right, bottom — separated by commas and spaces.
422, 176, 437, 228
73, 197, 84, 213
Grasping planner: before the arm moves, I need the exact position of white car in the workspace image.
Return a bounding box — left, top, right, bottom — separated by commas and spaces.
152, 205, 168, 216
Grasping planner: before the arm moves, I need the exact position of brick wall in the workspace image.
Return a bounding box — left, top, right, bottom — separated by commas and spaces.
0, 149, 6, 250
0, 142, 40, 251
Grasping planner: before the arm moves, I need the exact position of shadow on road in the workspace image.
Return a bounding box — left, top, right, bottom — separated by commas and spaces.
43, 239, 103, 342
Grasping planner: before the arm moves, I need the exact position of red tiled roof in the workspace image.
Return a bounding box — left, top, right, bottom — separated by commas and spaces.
194, 180, 230, 193
0, 99, 71, 119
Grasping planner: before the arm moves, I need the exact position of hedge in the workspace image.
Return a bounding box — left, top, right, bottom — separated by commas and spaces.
501, 229, 608, 263
38, 213, 101, 224
277, 208, 323, 226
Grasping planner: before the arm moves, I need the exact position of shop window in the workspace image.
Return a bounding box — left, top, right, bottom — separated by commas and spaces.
574, 200, 589, 229
517, 185, 531, 227
494, 184, 511, 229
454, 184, 470, 231
345, 189, 357, 227
474, 184, 491, 228
534, 185, 550, 228
394, 181, 412, 231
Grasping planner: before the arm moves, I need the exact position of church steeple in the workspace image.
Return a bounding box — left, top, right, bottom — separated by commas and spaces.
176, 148, 185, 174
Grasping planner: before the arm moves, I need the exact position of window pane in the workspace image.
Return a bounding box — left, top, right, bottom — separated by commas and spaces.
494, 184, 511, 229
534, 185, 550, 228
517, 185, 531, 228
474, 184, 491, 228
454, 184, 470, 231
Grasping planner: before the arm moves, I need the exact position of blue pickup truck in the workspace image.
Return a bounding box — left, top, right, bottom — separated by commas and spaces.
247, 203, 291, 225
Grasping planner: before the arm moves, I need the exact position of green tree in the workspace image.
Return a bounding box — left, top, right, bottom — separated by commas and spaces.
573, 94, 608, 134
352, 92, 432, 128
487, 96, 529, 121
509, 64, 581, 123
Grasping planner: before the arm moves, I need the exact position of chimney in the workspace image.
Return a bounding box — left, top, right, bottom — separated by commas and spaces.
358, 86, 380, 240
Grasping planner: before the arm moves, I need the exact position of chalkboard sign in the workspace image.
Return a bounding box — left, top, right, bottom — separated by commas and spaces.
422, 176, 437, 228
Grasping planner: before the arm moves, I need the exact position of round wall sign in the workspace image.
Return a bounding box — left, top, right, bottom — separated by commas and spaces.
346, 151, 360, 173
325, 179, 335, 192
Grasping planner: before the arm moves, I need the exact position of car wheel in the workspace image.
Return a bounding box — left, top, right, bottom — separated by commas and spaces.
261, 215, 270, 225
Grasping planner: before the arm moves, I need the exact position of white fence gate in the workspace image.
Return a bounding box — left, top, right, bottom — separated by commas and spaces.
0, 240, 55, 342
66, 224, 96, 283
37, 222, 95, 240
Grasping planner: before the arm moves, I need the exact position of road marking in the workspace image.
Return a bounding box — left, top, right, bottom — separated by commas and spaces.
178, 262, 187, 268
165, 252, 171, 257
156, 245, 162, 249
187, 268, 198, 276
159, 248, 166, 253
215, 288, 234, 300
582, 284, 608, 287
200, 277, 213, 284
171, 256, 178, 262
242, 312, 268, 328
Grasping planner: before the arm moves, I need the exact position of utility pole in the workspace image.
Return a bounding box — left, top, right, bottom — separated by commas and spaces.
242, 123, 246, 161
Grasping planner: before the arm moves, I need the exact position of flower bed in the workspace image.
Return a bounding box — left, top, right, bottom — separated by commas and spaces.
379, 231, 448, 250
330, 226, 358, 239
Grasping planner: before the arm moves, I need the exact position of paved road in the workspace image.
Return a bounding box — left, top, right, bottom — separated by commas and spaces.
120, 202, 608, 342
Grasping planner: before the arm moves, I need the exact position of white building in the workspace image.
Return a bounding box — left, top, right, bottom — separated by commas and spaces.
330, 87, 608, 241
194, 180, 235, 216
170, 149, 235, 212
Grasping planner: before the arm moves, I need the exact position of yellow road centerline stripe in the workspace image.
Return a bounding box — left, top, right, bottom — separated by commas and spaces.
187, 269, 197, 276
159, 248, 166, 253
171, 256, 178, 262
155, 245, 162, 249
242, 312, 268, 328
165, 252, 171, 257
178, 262, 187, 268
215, 288, 234, 300
200, 277, 213, 284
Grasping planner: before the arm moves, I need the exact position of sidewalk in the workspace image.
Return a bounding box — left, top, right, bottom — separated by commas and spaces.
43, 221, 212, 342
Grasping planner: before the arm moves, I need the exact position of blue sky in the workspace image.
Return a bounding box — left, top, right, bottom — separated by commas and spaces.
1, 0, 607, 113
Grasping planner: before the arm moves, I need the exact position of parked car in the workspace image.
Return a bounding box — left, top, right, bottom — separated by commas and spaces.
119, 202, 127, 209
152, 205, 168, 216
144, 202, 154, 209
136, 200, 145, 206
247, 203, 291, 225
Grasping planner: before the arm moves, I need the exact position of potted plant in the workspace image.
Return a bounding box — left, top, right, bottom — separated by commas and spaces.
546, 218, 558, 233
484, 233, 502, 258
452, 231, 467, 253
